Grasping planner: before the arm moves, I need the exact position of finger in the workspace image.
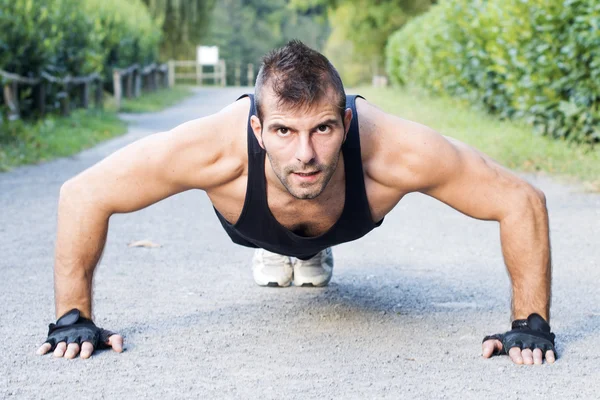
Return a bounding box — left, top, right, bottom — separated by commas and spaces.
53, 342, 67, 358
533, 348, 543, 365
521, 348, 534, 365
80, 342, 95, 359
508, 347, 523, 364
64, 343, 80, 359
107, 334, 124, 353
482, 339, 502, 358
545, 349, 556, 364
36, 343, 52, 355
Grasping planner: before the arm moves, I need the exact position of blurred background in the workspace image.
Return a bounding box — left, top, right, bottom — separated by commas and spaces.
0, 0, 598, 189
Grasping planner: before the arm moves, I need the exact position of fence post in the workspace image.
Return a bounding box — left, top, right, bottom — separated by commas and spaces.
3, 82, 20, 120
34, 82, 46, 117
220, 60, 226, 87
196, 62, 203, 86
235, 62, 241, 87
150, 67, 158, 92
125, 71, 133, 98
81, 82, 90, 109
168, 61, 175, 88
134, 70, 141, 97
95, 78, 103, 109
113, 69, 122, 111
59, 83, 70, 116
247, 63, 254, 86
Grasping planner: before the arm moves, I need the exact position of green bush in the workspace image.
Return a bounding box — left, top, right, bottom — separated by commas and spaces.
386, 0, 600, 144
0, 0, 160, 77
84, 0, 161, 74
0, 0, 58, 77
0, 0, 161, 118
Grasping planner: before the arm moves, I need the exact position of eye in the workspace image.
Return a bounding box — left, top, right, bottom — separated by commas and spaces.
277, 127, 290, 136
317, 125, 330, 133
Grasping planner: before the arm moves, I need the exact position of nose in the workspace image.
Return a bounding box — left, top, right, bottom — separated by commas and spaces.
294, 134, 316, 164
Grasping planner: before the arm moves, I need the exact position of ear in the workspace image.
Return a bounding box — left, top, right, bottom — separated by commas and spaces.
250, 115, 265, 149
343, 108, 353, 142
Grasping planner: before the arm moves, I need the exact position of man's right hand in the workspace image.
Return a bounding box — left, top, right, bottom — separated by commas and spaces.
36, 309, 124, 359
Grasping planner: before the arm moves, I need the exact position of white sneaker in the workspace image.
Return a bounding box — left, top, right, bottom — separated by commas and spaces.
252, 249, 293, 287
292, 248, 334, 287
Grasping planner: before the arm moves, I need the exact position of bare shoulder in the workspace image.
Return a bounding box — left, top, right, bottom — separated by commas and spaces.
356, 96, 542, 222
148, 95, 251, 191
356, 96, 443, 196
65, 96, 252, 215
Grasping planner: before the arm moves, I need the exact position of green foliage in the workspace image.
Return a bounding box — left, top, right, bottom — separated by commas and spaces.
0, 0, 160, 78
84, 0, 161, 79
292, 0, 435, 81
117, 86, 193, 113
0, 109, 127, 172
205, 0, 330, 86
386, 0, 600, 144
0, 0, 98, 76
0, 0, 161, 117
142, 0, 216, 61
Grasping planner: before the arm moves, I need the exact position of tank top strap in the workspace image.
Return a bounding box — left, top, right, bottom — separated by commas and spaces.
237, 94, 268, 213
340, 94, 372, 221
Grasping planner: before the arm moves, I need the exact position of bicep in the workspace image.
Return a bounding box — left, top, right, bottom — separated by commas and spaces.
415, 131, 533, 222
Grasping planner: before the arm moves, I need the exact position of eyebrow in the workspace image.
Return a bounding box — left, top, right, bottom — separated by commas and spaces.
266, 118, 340, 132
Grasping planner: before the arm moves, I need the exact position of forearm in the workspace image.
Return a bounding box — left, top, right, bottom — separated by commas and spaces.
54, 183, 111, 320
499, 191, 551, 321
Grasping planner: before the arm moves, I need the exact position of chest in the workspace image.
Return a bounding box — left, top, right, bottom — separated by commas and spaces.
266, 187, 345, 237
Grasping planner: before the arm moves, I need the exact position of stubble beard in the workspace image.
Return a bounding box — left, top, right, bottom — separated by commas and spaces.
266, 150, 342, 200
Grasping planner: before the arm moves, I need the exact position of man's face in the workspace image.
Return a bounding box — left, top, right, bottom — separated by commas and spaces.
251, 87, 352, 200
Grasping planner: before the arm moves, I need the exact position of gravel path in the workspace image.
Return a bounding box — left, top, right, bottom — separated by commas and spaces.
1, 87, 599, 399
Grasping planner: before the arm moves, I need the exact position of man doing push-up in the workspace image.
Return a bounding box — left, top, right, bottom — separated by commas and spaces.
37, 40, 556, 365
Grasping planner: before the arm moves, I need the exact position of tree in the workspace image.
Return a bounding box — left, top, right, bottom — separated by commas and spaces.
204, 0, 329, 85
291, 0, 435, 81
142, 0, 216, 60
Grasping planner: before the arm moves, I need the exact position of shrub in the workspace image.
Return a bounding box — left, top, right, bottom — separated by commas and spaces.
386, 0, 600, 144
0, 0, 161, 118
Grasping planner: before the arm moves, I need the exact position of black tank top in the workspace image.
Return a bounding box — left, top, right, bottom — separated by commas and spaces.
214, 93, 383, 259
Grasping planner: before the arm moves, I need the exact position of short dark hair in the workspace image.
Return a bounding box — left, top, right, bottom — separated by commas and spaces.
254, 40, 346, 123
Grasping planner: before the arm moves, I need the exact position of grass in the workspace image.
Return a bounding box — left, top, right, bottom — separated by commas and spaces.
0, 110, 127, 172
358, 85, 600, 192
0, 86, 193, 172
112, 85, 193, 113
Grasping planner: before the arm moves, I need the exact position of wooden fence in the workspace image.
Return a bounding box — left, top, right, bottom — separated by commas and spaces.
168, 60, 227, 86
0, 62, 169, 120
112, 63, 170, 110
1, 69, 103, 121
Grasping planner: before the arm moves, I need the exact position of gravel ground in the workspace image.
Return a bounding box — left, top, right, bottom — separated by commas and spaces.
1, 87, 599, 399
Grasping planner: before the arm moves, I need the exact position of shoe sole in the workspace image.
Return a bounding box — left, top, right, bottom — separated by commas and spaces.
254, 279, 291, 287
266, 282, 288, 287
293, 279, 330, 287
253, 270, 292, 287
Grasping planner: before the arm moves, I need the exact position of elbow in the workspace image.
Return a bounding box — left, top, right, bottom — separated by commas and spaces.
516, 184, 548, 218
528, 185, 547, 211
59, 179, 110, 216
500, 183, 547, 222
59, 179, 86, 200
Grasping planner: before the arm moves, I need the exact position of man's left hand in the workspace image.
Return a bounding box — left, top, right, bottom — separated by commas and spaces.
481, 313, 556, 365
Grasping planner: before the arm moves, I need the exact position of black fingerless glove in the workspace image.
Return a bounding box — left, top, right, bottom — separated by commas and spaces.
483, 313, 556, 355
45, 309, 115, 351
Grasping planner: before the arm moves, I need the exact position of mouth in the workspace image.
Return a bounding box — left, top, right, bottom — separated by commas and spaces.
292, 170, 321, 182
294, 171, 319, 176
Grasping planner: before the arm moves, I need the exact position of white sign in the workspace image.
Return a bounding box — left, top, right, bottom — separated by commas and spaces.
197, 46, 219, 65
